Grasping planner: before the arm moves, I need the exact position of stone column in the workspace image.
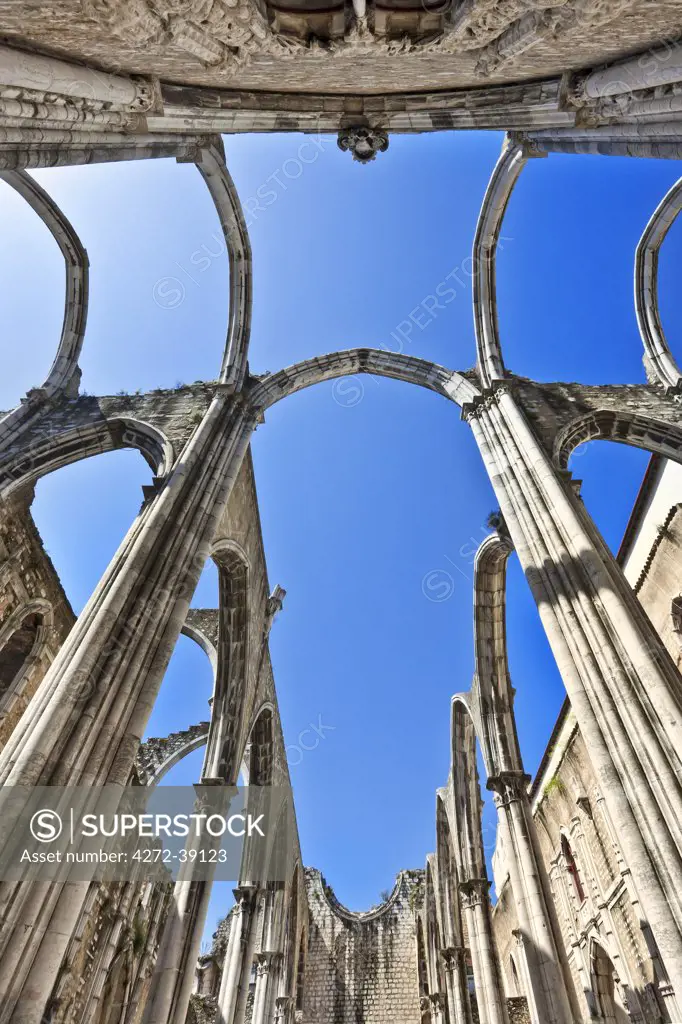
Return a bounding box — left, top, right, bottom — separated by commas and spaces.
487, 771, 577, 1024
143, 877, 213, 1024
0, 395, 258, 1023
466, 384, 682, 1011
233, 887, 262, 1024
441, 946, 472, 1024
251, 952, 282, 1024
216, 886, 258, 1024
459, 879, 508, 1024
144, 787, 229, 1024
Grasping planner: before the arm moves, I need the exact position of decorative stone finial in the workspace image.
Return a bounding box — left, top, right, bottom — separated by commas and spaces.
337, 126, 389, 163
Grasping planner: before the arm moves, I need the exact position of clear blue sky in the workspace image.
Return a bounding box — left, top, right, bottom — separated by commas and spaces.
2, 131, 680, 941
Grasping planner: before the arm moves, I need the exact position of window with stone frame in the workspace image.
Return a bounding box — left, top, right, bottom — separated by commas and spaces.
561, 834, 586, 905
0, 611, 42, 706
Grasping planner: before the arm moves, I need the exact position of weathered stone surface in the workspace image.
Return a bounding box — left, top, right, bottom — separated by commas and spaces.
301, 868, 424, 1024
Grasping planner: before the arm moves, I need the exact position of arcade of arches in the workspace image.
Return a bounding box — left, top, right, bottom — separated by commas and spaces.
5, 5, 682, 1023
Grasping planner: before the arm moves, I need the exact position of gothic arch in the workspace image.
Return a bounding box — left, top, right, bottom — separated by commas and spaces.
246, 703, 275, 787
589, 939, 632, 1024
135, 721, 210, 786
0, 415, 173, 500
635, 174, 682, 391
181, 620, 218, 677
473, 138, 527, 388
201, 539, 250, 784
553, 408, 682, 472
247, 348, 480, 413
450, 695, 487, 884
472, 531, 521, 779
195, 144, 252, 391
0, 168, 88, 403
508, 953, 521, 997
0, 598, 52, 714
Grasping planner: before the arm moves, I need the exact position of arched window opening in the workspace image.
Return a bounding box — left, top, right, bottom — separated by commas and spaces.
509, 953, 520, 997
249, 707, 274, 787
591, 942, 631, 1024
561, 834, 586, 905
0, 611, 43, 707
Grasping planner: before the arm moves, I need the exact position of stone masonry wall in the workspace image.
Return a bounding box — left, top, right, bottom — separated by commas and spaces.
0, 492, 74, 750
302, 868, 422, 1024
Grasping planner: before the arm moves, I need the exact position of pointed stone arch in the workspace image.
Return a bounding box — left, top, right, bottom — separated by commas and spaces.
0, 414, 174, 500
589, 938, 632, 1024
247, 348, 479, 413
0, 598, 52, 716
554, 408, 682, 473
246, 703, 275, 787
0, 168, 88, 412
200, 539, 251, 785
135, 721, 210, 786
194, 143, 252, 391
635, 174, 682, 391
473, 138, 528, 389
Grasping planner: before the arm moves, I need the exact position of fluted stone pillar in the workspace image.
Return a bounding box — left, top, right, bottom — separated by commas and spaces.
467, 384, 682, 1010
0, 395, 258, 1023
144, 785, 235, 1022
217, 886, 258, 1024
487, 771, 577, 1024
441, 946, 472, 1024
251, 952, 282, 1024
459, 879, 508, 1024
233, 887, 262, 1024
143, 877, 213, 1024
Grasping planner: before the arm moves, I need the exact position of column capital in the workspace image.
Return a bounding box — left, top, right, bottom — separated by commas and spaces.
508, 131, 548, 158
275, 994, 293, 1020
458, 877, 491, 909
429, 992, 444, 1012
233, 884, 258, 910
256, 951, 282, 977
440, 946, 466, 971
486, 770, 531, 805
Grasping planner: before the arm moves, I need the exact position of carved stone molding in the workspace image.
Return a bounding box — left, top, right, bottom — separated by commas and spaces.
458, 876, 491, 910
487, 770, 532, 806
337, 126, 389, 163
441, 946, 467, 972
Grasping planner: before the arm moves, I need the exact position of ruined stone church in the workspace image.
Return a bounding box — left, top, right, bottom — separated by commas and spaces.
3, 1, 682, 1022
